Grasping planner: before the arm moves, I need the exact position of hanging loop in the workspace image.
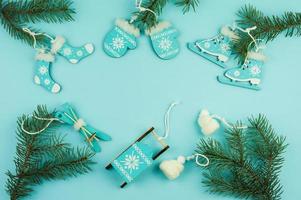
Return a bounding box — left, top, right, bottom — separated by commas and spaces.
195, 154, 210, 167
232, 23, 265, 52
21, 115, 59, 135
158, 101, 180, 140
186, 153, 210, 167
210, 114, 248, 129
135, 0, 157, 19
22, 27, 54, 49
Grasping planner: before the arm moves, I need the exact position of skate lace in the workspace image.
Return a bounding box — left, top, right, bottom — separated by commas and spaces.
212, 35, 225, 44
242, 64, 248, 70
242, 60, 252, 70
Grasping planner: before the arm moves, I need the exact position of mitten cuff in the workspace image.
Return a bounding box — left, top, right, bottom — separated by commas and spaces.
145, 21, 171, 36
115, 18, 140, 37
36, 51, 55, 62
51, 36, 66, 54
247, 51, 266, 61
221, 26, 239, 40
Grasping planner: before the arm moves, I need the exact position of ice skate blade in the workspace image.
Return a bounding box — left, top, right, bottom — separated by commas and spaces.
187, 42, 228, 68
217, 75, 261, 91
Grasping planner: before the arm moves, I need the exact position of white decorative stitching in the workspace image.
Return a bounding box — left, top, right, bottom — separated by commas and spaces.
113, 160, 133, 182
133, 144, 152, 166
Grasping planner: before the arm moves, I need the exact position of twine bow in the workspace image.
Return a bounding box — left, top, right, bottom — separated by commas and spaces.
22, 27, 54, 49
232, 23, 266, 52
54, 103, 112, 152
130, 0, 158, 23
135, 0, 157, 17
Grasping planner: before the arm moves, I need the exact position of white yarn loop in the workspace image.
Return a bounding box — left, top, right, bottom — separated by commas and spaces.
186, 154, 210, 167
73, 118, 86, 131
232, 23, 265, 53
158, 101, 180, 140
211, 114, 247, 129
21, 115, 59, 135
194, 154, 210, 167
22, 27, 54, 49
135, 0, 157, 19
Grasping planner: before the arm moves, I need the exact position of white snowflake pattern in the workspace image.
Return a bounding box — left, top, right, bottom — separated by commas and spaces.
250, 65, 261, 75
112, 36, 125, 51
158, 37, 172, 51
63, 48, 72, 56
220, 43, 230, 52
204, 42, 211, 49
44, 79, 50, 85
34, 76, 40, 85
76, 50, 83, 56
234, 70, 240, 77
120, 152, 142, 173
39, 66, 48, 75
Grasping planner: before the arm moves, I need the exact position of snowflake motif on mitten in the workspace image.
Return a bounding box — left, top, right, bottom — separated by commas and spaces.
146, 21, 180, 60
103, 19, 140, 58
51, 36, 94, 64
158, 38, 173, 51
112, 36, 125, 50
34, 50, 61, 93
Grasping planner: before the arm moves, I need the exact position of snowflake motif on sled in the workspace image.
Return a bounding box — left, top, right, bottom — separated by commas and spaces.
120, 152, 143, 173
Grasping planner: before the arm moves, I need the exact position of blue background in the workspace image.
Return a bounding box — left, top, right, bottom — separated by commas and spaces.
1, 0, 301, 199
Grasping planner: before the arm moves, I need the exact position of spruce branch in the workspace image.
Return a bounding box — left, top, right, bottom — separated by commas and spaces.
175, 0, 199, 14
133, 0, 199, 30
232, 5, 301, 62
196, 114, 287, 200
133, 0, 168, 30
6, 105, 95, 200
1, 0, 75, 24
0, 0, 75, 46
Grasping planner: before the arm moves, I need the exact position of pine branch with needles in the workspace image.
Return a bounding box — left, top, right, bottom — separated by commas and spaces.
175, 0, 199, 14
196, 114, 287, 200
6, 105, 95, 200
0, 0, 75, 46
133, 0, 199, 30
232, 5, 301, 62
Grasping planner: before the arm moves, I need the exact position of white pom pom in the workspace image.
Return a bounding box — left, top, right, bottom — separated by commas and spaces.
85, 43, 94, 54
198, 109, 220, 136
177, 156, 186, 164
73, 119, 86, 130
159, 159, 185, 180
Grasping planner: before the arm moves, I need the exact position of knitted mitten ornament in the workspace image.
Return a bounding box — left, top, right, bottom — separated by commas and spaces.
103, 19, 140, 58
146, 21, 180, 60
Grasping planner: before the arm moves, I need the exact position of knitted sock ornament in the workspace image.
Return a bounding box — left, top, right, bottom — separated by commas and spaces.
34, 50, 61, 93
103, 18, 140, 58
51, 36, 94, 64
